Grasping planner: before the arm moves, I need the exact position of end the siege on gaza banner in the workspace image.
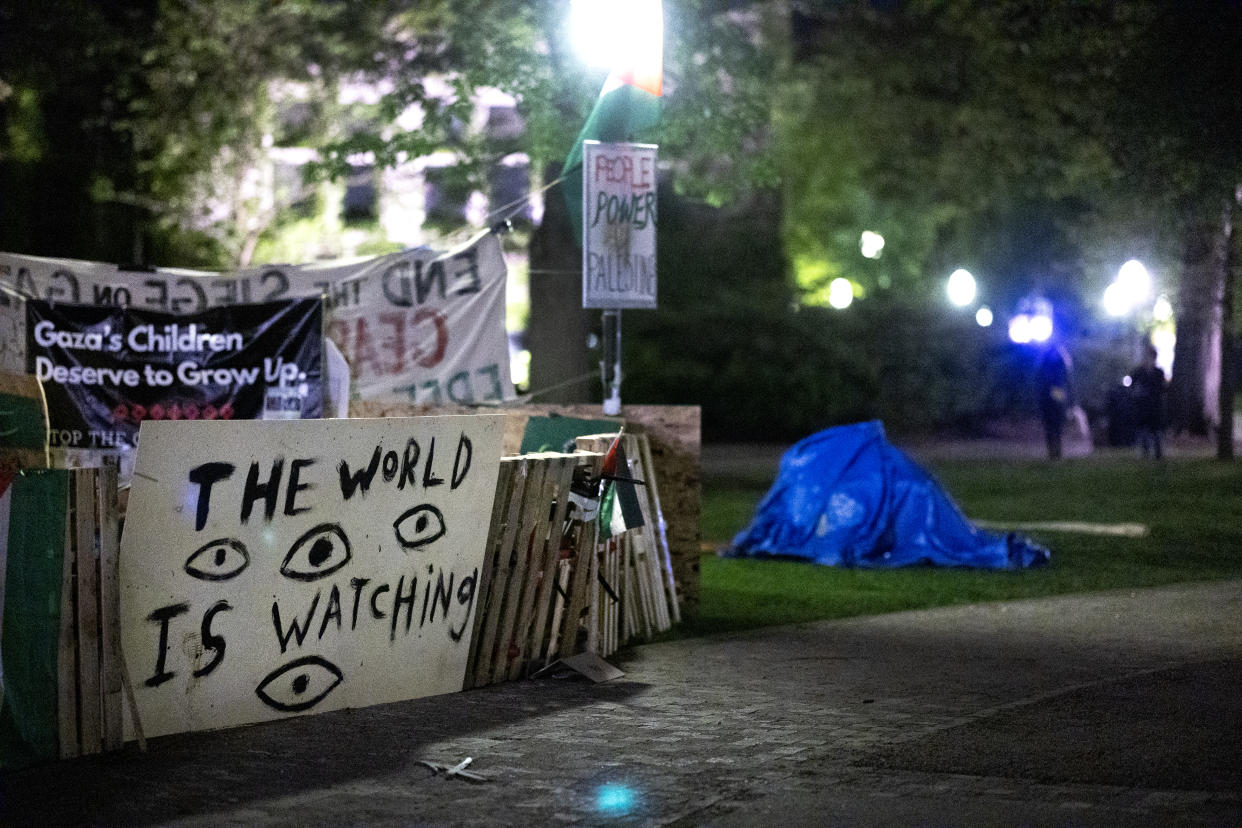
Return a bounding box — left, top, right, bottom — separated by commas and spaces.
119, 414, 504, 739
0, 230, 513, 407
26, 297, 324, 451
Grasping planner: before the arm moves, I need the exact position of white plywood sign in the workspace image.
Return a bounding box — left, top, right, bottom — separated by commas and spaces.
582, 140, 658, 309
119, 415, 503, 739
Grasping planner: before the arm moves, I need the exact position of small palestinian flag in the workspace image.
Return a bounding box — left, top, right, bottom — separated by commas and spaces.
598, 432, 645, 539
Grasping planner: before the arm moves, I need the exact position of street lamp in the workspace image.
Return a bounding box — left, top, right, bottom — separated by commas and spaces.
828, 277, 854, 309
1117, 259, 1151, 300
946, 268, 976, 307
568, 0, 664, 416
570, 0, 663, 69
1103, 259, 1152, 317
1009, 296, 1054, 344
860, 230, 885, 259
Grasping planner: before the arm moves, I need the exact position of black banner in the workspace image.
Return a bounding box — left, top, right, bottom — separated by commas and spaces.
27, 297, 323, 449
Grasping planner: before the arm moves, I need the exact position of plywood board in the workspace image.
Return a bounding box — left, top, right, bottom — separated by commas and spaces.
120, 415, 503, 739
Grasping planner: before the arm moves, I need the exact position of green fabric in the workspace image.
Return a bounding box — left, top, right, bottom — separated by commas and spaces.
563, 80, 662, 243
519, 415, 619, 455
0, 469, 68, 768
0, 393, 47, 451
598, 438, 645, 540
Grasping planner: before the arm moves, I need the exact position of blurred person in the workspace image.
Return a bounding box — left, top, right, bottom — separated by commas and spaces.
1035, 342, 1073, 459
1130, 342, 1167, 459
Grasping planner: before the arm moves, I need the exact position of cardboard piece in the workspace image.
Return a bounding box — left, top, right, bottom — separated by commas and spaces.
534, 650, 624, 683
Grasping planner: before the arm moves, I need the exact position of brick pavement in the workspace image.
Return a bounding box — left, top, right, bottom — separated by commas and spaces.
2, 581, 1239, 826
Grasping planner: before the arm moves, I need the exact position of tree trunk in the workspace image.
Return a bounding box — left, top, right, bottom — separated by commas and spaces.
527, 163, 596, 404
1218, 187, 1241, 459
1169, 213, 1228, 435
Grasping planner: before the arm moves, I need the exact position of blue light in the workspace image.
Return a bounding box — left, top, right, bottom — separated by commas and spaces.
596, 783, 638, 814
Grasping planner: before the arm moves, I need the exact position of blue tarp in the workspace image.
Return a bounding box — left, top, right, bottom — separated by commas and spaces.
726, 422, 1050, 569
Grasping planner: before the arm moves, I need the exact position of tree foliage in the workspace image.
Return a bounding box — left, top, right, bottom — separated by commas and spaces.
8, 2, 1242, 438
1, 0, 408, 265
3, 1, 785, 265
779, 1, 1136, 310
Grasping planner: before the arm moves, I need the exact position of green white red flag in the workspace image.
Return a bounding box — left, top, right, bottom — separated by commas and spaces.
562, 3, 664, 240
597, 431, 645, 539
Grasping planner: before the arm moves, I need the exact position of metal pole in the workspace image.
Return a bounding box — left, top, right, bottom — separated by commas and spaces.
602, 309, 622, 415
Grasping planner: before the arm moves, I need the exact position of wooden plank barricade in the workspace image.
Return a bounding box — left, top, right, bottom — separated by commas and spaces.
574, 432, 681, 659
465, 434, 683, 681
39, 435, 679, 761
466, 451, 604, 688
56, 466, 128, 758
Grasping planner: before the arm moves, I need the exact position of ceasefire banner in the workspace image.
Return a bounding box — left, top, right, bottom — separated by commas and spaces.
0, 230, 512, 407
26, 297, 324, 451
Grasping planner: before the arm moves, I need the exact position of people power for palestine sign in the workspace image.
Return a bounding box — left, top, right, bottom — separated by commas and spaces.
119, 415, 503, 739
582, 141, 658, 309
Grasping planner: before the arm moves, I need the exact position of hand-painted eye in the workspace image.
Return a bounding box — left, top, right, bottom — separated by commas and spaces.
280, 523, 351, 582
254, 655, 343, 712
393, 504, 446, 549
184, 538, 250, 581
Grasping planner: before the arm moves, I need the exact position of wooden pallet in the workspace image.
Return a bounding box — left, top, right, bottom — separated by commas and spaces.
56, 466, 135, 757
575, 432, 681, 656
465, 451, 603, 688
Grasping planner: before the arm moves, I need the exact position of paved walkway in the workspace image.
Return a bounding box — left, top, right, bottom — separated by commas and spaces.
3, 580, 1239, 826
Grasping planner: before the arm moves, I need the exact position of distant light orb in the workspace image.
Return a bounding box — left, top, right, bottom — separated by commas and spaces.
1104, 259, 1153, 317
860, 230, 885, 259
975, 306, 993, 327
596, 784, 638, 814
1118, 259, 1151, 299
1103, 281, 1130, 317
946, 268, 976, 307
1151, 326, 1176, 375
1029, 314, 1054, 342
828, 277, 854, 309
1009, 312, 1053, 344
1152, 294, 1173, 322
1008, 314, 1032, 344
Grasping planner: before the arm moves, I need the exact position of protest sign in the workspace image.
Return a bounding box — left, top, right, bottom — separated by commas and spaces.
119, 414, 503, 738
26, 297, 323, 451
582, 141, 658, 309
0, 230, 512, 406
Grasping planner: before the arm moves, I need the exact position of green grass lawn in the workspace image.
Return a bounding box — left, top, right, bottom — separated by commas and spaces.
686, 454, 1242, 636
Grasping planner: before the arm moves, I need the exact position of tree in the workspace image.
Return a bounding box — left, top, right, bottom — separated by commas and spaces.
312, 0, 788, 403
0, 0, 156, 262
4, 1, 795, 414
1, 1, 414, 266
778, 1, 1242, 450
781, 2, 1130, 305
1102, 1, 1242, 442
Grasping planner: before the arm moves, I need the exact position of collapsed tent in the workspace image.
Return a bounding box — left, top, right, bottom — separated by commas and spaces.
726, 421, 1050, 569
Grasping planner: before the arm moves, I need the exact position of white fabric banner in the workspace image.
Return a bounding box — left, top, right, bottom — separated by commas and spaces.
0, 232, 513, 406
